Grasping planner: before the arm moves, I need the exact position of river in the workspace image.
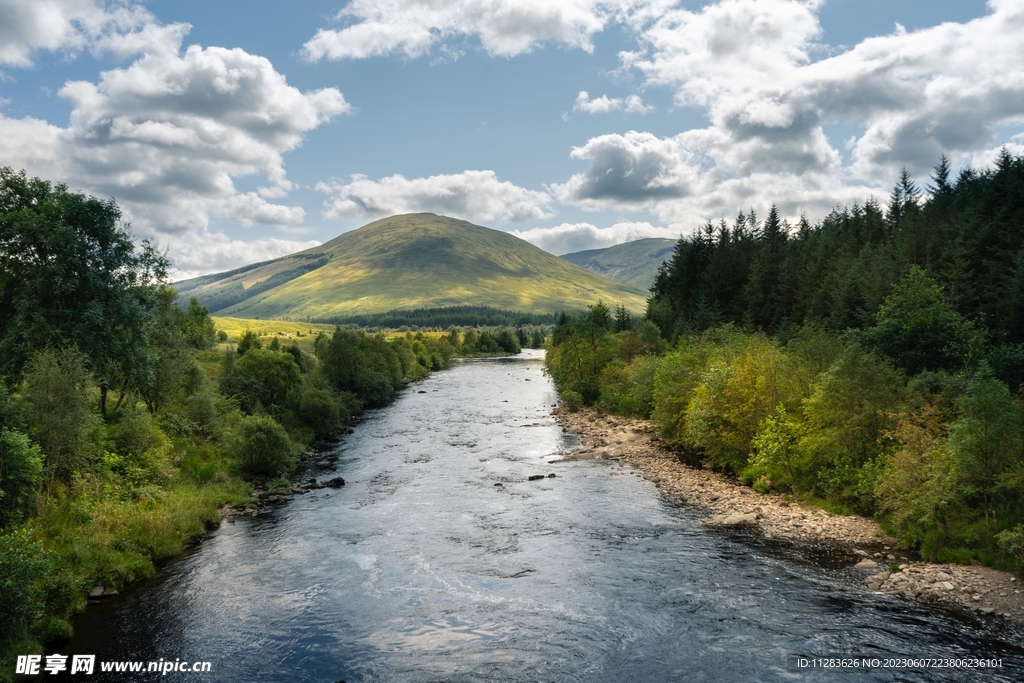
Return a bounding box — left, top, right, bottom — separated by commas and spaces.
69, 350, 1024, 681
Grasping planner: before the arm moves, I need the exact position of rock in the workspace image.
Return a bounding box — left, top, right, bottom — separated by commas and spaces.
89, 586, 105, 599
706, 512, 759, 526
528, 475, 546, 481
547, 473, 556, 478
854, 549, 870, 557
936, 572, 952, 582
979, 607, 995, 615
325, 477, 345, 488
854, 559, 880, 569
494, 483, 503, 486
418, 390, 427, 393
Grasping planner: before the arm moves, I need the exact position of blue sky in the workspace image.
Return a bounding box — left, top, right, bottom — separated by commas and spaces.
1, 0, 1019, 278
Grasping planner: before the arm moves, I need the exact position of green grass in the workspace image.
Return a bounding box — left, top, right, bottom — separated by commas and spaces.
177, 214, 648, 319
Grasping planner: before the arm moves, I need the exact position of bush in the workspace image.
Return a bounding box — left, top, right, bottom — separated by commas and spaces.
235, 415, 294, 476
561, 390, 583, 412
0, 429, 43, 529
235, 348, 302, 411
0, 529, 48, 647
299, 388, 344, 439
996, 525, 1024, 569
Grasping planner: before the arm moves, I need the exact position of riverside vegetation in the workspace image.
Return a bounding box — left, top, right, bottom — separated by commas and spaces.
0, 168, 542, 675
546, 152, 1024, 580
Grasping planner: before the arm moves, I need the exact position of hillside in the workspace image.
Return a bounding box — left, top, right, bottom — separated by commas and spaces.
175, 214, 648, 319
560, 238, 676, 291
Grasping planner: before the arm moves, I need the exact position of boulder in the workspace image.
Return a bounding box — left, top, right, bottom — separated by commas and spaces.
854, 559, 880, 569
528, 475, 546, 481
325, 477, 346, 488
705, 512, 759, 526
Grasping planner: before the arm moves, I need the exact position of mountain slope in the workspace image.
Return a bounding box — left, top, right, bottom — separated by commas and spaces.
175, 214, 648, 319
560, 237, 677, 291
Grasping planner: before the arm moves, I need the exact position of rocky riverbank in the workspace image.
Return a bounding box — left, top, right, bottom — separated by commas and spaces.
553, 406, 1024, 623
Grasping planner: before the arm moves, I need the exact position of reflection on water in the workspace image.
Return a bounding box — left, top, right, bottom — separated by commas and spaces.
69, 350, 1024, 681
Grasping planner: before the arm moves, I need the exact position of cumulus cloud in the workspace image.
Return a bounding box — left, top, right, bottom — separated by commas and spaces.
317, 170, 553, 223
553, 0, 1024, 228
0, 23, 349, 274
302, 0, 662, 61
573, 90, 652, 115
511, 220, 678, 255
0, 0, 173, 67
623, 0, 1024, 184
552, 131, 695, 206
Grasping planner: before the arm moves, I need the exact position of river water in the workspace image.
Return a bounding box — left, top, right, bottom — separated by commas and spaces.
70, 351, 1023, 681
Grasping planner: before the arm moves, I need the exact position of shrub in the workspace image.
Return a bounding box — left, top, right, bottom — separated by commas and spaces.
0, 429, 43, 529
0, 528, 48, 647
299, 388, 344, 439
235, 415, 294, 476
996, 525, 1024, 569
235, 348, 302, 411
561, 390, 583, 412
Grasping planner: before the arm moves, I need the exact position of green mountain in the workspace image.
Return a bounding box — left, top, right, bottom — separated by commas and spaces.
560, 237, 677, 291
174, 214, 648, 319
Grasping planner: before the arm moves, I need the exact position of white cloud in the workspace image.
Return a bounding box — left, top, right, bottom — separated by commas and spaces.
0, 23, 349, 275
552, 0, 1024, 229
511, 220, 677, 255
0, 0, 175, 67
302, 0, 662, 61
552, 131, 697, 206
624, 0, 1024, 182
170, 234, 322, 281
317, 170, 554, 223
573, 90, 653, 114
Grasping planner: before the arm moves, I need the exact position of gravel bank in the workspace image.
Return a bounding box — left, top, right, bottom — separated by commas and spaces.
553, 406, 1024, 623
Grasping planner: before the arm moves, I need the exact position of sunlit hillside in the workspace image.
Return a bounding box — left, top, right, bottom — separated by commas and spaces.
176, 214, 648, 319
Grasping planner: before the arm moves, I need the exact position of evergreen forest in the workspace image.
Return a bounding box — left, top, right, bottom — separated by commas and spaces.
547, 151, 1024, 576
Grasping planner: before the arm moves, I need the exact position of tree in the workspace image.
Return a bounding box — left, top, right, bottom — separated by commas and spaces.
864, 265, 974, 375
235, 349, 302, 411
22, 347, 98, 485
613, 305, 633, 333
236, 330, 262, 356
0, 168, 168, 417
948, 372, 1022, 532
182, 297, 216, 350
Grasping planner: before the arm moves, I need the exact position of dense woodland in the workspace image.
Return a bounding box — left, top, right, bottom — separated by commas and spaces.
548, 151, 1024, 576
0, 168, 537, 671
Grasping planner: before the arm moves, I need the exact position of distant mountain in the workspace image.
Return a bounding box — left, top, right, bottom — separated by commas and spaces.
174, 214, 648, 320
560, 237, 677, 291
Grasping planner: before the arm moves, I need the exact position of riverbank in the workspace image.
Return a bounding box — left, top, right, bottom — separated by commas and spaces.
553, 406, 1024, 623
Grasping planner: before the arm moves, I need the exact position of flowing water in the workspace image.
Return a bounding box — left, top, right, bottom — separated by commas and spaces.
69, 351, 1024, 681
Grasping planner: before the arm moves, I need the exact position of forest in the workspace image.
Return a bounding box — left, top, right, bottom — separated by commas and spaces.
0, 167, 536, 671
547, 151, 1024, 576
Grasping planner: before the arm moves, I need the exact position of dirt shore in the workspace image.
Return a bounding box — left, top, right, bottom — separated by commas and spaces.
553, 406, 1024, 623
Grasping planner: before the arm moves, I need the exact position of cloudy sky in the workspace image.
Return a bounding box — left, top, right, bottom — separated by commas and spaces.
2, 0, 1021, 278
